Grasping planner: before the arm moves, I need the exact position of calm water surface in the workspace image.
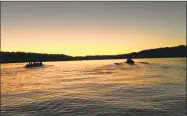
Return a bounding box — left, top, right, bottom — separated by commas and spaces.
1, 58, 186, 116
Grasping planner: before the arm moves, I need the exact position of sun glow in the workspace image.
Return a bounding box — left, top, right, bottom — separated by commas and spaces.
1, 2, 186, 56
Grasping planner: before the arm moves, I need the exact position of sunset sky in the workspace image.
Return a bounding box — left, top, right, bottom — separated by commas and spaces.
1, 2, 186, 56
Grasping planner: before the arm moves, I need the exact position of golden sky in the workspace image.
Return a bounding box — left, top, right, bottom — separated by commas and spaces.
1, 2, 186, 56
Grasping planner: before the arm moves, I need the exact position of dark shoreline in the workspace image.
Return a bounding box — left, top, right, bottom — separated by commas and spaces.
0, 57, 186, 64
1, 45, 186, 64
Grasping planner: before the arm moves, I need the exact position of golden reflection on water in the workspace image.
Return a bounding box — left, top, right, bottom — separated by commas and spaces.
1, 58, 186, 108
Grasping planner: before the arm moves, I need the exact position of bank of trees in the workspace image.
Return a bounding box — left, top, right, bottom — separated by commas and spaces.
1, 45, 186, 63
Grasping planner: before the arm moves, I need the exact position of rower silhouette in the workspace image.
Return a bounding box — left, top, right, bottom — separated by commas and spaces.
126, 57, 134, 65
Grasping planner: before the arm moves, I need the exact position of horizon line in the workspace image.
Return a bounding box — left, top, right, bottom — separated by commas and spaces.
1, 44, 185, 57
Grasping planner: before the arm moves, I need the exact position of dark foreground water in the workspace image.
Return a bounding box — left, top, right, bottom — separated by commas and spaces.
1, 58, 186, 116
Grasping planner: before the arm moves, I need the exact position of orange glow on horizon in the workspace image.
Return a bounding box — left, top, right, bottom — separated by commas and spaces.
1, 2, 186, 56
2, 24, 186, 56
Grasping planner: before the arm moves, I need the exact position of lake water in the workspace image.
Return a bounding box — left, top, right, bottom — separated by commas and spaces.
1, 58, 186, 116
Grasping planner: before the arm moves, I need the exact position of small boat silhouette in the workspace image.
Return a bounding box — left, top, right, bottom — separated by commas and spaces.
126, 57, 135, 65
25, 62, 43, 68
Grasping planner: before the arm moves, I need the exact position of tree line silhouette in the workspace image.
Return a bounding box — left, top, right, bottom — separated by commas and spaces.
0, 52, 73, 63
73, 45, 186, 60
0, 45, 186, 63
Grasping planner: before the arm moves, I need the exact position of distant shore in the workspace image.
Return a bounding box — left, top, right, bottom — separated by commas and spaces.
1, 57, 186, 64
0, 45, 186, 63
